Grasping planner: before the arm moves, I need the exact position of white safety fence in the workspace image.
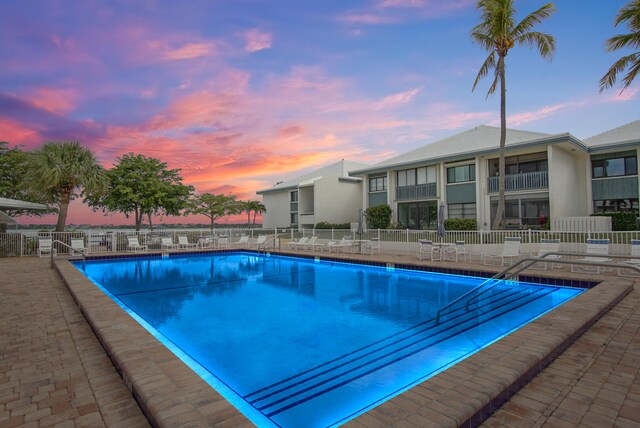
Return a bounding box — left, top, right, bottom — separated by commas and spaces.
2, 227, 640, 259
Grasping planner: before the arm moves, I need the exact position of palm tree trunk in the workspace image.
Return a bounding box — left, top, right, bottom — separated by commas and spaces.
253, 211, 257, 224
492, 56, 507, 230
210, 217, 214, 234
56, 191, 71, 232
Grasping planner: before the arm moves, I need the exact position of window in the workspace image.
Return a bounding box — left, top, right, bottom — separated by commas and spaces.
398, 201, 438, 229
489, 152, 547, 176
592, 154, 637, 178
448, 203, 476, 219
397, 166, 436, 187
290, 191, 298, 225
447, 164, 476, 183
490, 197, 549, 227
368, 176, 387, 192
593, 198, 639, 213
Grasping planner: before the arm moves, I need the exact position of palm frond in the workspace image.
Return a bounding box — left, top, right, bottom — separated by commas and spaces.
472, 51, 497, 92
606, 33, 640, 52
599, 54, 637, 91
512, 3, 556, 39
470, 31, 495, 52
614, 0, 640, 28
515, 31, 556, 59
621, 53, 640, 91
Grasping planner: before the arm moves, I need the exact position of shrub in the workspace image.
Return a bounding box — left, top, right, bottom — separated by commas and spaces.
364, 204, 392, 229
443, 218, 477, 231
315, 221, 351, 229
591, 211, 639, 231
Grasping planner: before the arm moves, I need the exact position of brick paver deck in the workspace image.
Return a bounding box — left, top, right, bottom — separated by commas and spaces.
1, 251, 639, 427
0, 258, 149, 428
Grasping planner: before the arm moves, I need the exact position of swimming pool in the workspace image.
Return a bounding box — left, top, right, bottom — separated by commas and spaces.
76, 252, 583, 427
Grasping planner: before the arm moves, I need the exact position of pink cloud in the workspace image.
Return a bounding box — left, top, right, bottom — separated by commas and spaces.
244, 29, 272, 52
605, 87, 638, 103
23, 88, 78, 115
373, 87, 422, 109
497, 103, 583, 127
163, 42, 215, 60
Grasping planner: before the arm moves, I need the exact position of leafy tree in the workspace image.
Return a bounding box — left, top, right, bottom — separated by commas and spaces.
28, 141, 107, 232
599, 0, 640, 93
85, 153, 193, 231
471, 0, 555, 229
0, 142, 44, 204
185, 193, 241, 232
364, 204, 392, 229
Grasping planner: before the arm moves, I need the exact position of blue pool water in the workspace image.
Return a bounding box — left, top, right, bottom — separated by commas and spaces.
75, 252, 583, 427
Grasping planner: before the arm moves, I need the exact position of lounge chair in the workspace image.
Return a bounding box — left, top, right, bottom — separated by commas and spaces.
534, 239, 561, 269
197, 235, 216, 249
177, 235, 197, 250
443, 241, 466, 262
419, 240, 440, 261
232, 235, 250, 247
70, 238, 87, 255
126, 235, 148, 252
287, 236, 309, 250
299, 236, 319, 251
325, 238, 353, 253
484, 237, 521, 266
619, 240, 640, 276
161, 237, 179, 250
250, 235, 268, 249
38, 238, 55, 257
572, 239, 611, 274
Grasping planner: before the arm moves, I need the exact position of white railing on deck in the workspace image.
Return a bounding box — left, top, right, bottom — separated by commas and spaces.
3, 227, 640, 260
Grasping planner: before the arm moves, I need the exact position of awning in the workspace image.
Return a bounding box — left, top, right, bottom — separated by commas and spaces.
0, 197, 48, 210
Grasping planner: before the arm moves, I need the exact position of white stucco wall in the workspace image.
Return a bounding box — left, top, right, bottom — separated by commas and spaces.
548, 145, 589, 219
314, 177, 363, 225
261, 191, 291, 229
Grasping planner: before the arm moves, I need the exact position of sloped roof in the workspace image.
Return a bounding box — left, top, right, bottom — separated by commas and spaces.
584, 119, 640, 148
256, 159, 369, 194
350, 125, 577, 175
0, 197, 48, 210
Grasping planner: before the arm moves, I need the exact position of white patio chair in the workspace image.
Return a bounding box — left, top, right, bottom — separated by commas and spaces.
70, 238, 87, 255
325, 238, 353, 253
444, 241, 466, 262
572, 239, 611, 274
250, 235, 268, 249
126, 235, 148, 252
217, 236, 230, 249
38, 238, 55, 257
534, 239, 561, 269
299, 236, 319, 251
177, 235, 197, 250
619, 240, 640, 276
287, 236, 309, 250
419, 240, 440, 261
484, 237, 521, 266
363, 238, 381, 255
161, 237, 179, 250
232, 235, 250, 247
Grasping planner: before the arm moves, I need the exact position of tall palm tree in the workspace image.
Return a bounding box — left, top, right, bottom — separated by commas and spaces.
249, 201, 266, 224
29, 141, 107, 231
471, 0, 556, 229
599, 0, 640, 94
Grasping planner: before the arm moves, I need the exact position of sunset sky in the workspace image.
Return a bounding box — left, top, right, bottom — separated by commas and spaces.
1, 0, 639, 226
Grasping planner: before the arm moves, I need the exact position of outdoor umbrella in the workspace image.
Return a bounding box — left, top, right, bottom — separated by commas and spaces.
437, 202, 446, 240
357, 208, 364, 253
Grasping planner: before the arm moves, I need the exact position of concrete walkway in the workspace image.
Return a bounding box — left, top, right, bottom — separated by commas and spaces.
1, 254, 639, 427
482, 285, 640, 428
0, 258, 149, 428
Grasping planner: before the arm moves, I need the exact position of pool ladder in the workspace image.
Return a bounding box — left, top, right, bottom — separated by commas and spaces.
50, 239, 87, 270
435, 252, 640, 324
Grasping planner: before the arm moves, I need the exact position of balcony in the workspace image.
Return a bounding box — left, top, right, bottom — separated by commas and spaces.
488, 170, 548, 193
396, 183, 437, 200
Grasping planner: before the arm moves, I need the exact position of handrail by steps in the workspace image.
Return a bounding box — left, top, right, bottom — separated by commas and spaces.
435, 252, 640, 324
51, 239, 86, 269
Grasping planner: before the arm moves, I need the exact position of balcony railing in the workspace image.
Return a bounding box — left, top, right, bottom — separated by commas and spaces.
396, 183, 437, 200
488, 170, 548, 193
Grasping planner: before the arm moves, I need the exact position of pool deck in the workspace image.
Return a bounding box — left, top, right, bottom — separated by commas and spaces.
1, 251, 639, 427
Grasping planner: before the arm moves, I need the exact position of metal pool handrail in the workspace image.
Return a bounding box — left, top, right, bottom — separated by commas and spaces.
435, 252, 640, 324
51, 239, 86, 269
